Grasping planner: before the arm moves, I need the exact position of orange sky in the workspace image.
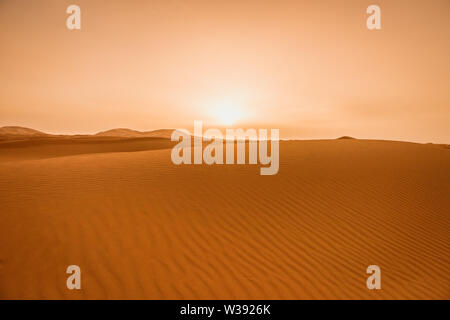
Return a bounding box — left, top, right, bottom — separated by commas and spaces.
0, 0, 449, 143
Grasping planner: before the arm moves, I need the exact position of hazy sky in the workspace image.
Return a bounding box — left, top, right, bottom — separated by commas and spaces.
0, 0, 449, 142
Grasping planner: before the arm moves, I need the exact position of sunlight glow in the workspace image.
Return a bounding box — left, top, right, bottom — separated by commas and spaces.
212, 101, 244, 126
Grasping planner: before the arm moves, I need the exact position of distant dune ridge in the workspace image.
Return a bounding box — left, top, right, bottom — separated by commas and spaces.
0, 126, 175, 139
0, 126, 178, 161
0, 127, 449, 299
95, 128, 175, 138
0, 126, 48, 137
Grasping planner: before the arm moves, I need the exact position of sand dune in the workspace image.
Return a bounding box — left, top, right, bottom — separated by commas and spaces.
0, 136, 176, 162
0, 137, 449, 299
0, 126, 176, 141
0, 126, 48, 137
95, 128, 175, 138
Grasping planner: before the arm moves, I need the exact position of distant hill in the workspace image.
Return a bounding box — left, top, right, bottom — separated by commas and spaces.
143, 129, 176, 138
0, 126, 48, 136
337, 136, 356, 140
95, 128, 143, 137
95, 128, 175, 139
0, 126, 176, 139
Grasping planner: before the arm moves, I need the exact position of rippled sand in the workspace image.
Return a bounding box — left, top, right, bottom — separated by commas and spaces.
0, 138, 449, 299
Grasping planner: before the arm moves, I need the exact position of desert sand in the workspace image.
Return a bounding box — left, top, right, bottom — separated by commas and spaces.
0, 133, 449, 299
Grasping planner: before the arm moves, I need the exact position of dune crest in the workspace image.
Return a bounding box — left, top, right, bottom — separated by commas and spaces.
0, 126, 48, 137
95, 128, 175, 139
0, 126, 176, 139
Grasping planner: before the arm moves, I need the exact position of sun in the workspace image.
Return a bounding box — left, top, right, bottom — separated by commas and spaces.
212, 101, 243, 126
216, 108, 240, 126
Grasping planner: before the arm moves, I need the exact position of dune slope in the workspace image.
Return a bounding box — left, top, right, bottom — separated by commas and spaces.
0, 139, 449, 299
